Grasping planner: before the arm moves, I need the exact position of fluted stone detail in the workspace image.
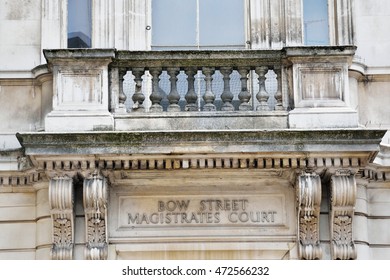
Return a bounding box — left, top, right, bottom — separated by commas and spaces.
83, 173, 109, 260
297, 173, 322, 260
330, 173, 357, 260
49, 176, 74, 260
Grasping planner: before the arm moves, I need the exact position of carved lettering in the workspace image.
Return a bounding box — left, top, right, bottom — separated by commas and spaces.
127, 198, 278, 226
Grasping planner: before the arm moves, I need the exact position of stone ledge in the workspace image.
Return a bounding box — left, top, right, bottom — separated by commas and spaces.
114, 111, 288, 131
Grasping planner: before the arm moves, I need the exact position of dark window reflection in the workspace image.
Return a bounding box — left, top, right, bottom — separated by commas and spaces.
67, 0, 92, 48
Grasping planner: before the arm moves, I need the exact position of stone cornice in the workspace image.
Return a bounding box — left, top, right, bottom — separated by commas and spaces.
16, 129, 385, 157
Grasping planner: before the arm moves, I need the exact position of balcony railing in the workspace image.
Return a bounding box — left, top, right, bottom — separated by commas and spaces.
110, 50, 287, 114
43, 47, 356, 131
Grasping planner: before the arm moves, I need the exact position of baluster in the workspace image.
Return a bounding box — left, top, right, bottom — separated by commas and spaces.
117, 68, 127, 113
256, 66, 270, 111
238, 67, 251, 111
202, 67, 216, 111
109, 67, 118, 113
220, 67, 234, 111
132, 68, 145, 112
167, 68, 181, 112
185, 68, 198, 111
149, 68, 163, 112
274, 66, 284, 111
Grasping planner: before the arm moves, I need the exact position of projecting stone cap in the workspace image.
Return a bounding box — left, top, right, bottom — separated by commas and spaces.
44, 49, 116, 63
284, 45, 356, 60
17, 129, 386, 157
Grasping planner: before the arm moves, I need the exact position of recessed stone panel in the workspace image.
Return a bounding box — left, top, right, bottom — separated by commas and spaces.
109, 182, 295, 241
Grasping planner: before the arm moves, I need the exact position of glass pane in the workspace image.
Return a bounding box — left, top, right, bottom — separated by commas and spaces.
303, 0, 329, 45
199, 0, 244, 48
67, 0, 92, 48
152, 0, 197, 48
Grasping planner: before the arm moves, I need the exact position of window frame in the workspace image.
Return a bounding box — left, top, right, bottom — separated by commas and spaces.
150, 0, 251, 50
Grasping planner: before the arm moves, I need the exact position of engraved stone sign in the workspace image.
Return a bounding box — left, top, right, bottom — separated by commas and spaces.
109, 189, 295, 240
122, 195, 283, 227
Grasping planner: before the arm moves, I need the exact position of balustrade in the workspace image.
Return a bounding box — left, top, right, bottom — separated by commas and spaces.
110, 50, 287, 113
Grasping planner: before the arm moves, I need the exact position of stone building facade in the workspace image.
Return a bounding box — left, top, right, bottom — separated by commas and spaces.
0, 0, 389, 260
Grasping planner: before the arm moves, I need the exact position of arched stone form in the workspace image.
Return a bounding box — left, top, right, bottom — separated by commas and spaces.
297, 173, 322, 260
83, 173, 109, 260
330, 173, 357, 260
49, 175, 74, 260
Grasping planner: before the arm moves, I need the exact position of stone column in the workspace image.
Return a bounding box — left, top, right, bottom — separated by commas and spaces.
296, 173, 322, 260
49, 176, 74, 260
83, 173, 109, 260
330, 173, 357, 260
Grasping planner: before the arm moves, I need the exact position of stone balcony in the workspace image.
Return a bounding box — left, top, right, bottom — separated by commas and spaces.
43, 46, 357, 132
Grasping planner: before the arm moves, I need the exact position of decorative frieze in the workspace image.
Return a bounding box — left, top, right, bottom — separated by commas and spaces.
83, 173, 109, 260
0, 171, 43, 187
296, 173, 322, 260
49, 176, 74, 260
35, 155, 366, 173
330, 173, 357, 260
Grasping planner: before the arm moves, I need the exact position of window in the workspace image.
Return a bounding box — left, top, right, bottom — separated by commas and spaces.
67, 0, 92, 48
151, 0, 245, 50
303, 0, 330, 45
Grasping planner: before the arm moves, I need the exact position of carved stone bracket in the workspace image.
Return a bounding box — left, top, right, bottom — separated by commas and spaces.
83, 173, 109, 260
297, 173, 322, 260
49, 176, 74, 260
330, 173, 357, 260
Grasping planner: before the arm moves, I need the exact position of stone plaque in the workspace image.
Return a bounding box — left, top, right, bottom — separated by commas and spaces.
110, 190, 295, 239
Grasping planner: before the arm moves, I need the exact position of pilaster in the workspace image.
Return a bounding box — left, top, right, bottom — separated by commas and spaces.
330, 172, 357, 260
296, 173, 322, 260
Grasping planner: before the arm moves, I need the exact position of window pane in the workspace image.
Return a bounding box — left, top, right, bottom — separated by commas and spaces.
199, 0, 244, 48
68, 0, 92, 48
303, 0, 329, 45
152, 0, 197, 48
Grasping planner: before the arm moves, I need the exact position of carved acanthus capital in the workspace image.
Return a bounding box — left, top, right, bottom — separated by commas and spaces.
297, 173, 322, 260
83, 173, 109, 260
330, 173, 357, 260
49, 176, 74, 260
